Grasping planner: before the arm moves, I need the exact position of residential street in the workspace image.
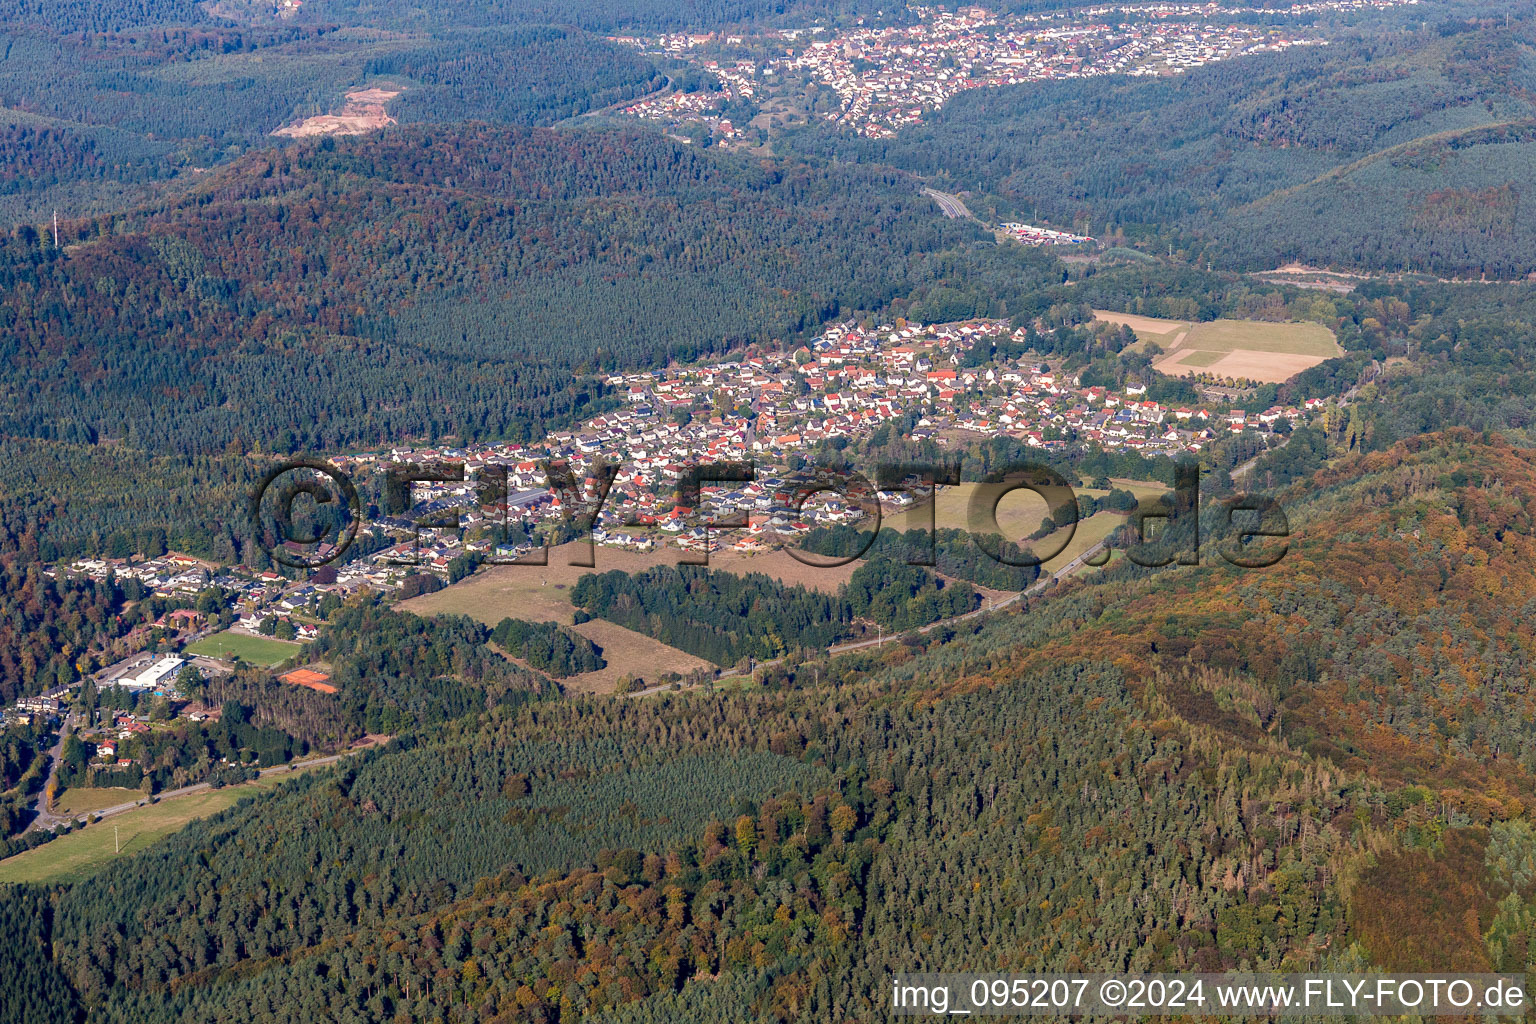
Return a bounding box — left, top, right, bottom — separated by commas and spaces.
27, 715, 74, 832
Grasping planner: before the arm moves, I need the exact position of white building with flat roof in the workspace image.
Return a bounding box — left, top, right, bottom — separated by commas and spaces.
125, 656, 185, 692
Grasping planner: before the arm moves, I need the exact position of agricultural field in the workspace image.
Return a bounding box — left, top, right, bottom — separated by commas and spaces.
709, 547, 857, 593
402, 539, 859, 625
408, 485, 1169, 690
1091, 310, 1189, 337
1094, 310, 1341, 383
401, 543, 660, 626
184, 630, 302, 666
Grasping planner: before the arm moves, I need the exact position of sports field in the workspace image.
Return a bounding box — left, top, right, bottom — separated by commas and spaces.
1093, 310, 1341, 383
184, 630, 302, 666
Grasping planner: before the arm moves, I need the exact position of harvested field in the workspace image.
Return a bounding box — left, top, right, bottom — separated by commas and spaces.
1198, 350, 1335, 380
1096, 311, 1342, 383
402, 540, 855, 631
1092, 310, 1189, 334
400, 542, 666, 625
712, 546, 856, 593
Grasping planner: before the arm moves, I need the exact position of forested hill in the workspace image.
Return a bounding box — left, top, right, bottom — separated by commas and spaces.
1030, 429, 1536, 809
0, 0, 786, 227
0, 0, 886, 35
792, 13, 1536, 277
1, 125, 1002, 454
279, 0, 892, 33
8, 432, 1536, 1020
0, 0, 202, 33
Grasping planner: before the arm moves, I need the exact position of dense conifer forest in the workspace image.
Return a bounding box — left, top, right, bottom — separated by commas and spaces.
0, 125, 1004, 453
570, 559, 975, 666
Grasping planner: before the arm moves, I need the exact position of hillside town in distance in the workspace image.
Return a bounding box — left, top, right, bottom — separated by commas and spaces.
612, 0, 1419, 141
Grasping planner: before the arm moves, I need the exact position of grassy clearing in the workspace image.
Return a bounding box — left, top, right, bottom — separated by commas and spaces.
1041, 511, 1129, 573
53, 787, 141, 816
1175, 349, 1228, 368
184, 630, 301, 666
402, 542, 679, 626
714, 675, 755, 688
0, 773, 305, 885
878, 482, 1154, 585
406, 543, 720, 693
564, 619, 713, 694
1183, 319, 1341, 357
889, 481, 1051, 536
